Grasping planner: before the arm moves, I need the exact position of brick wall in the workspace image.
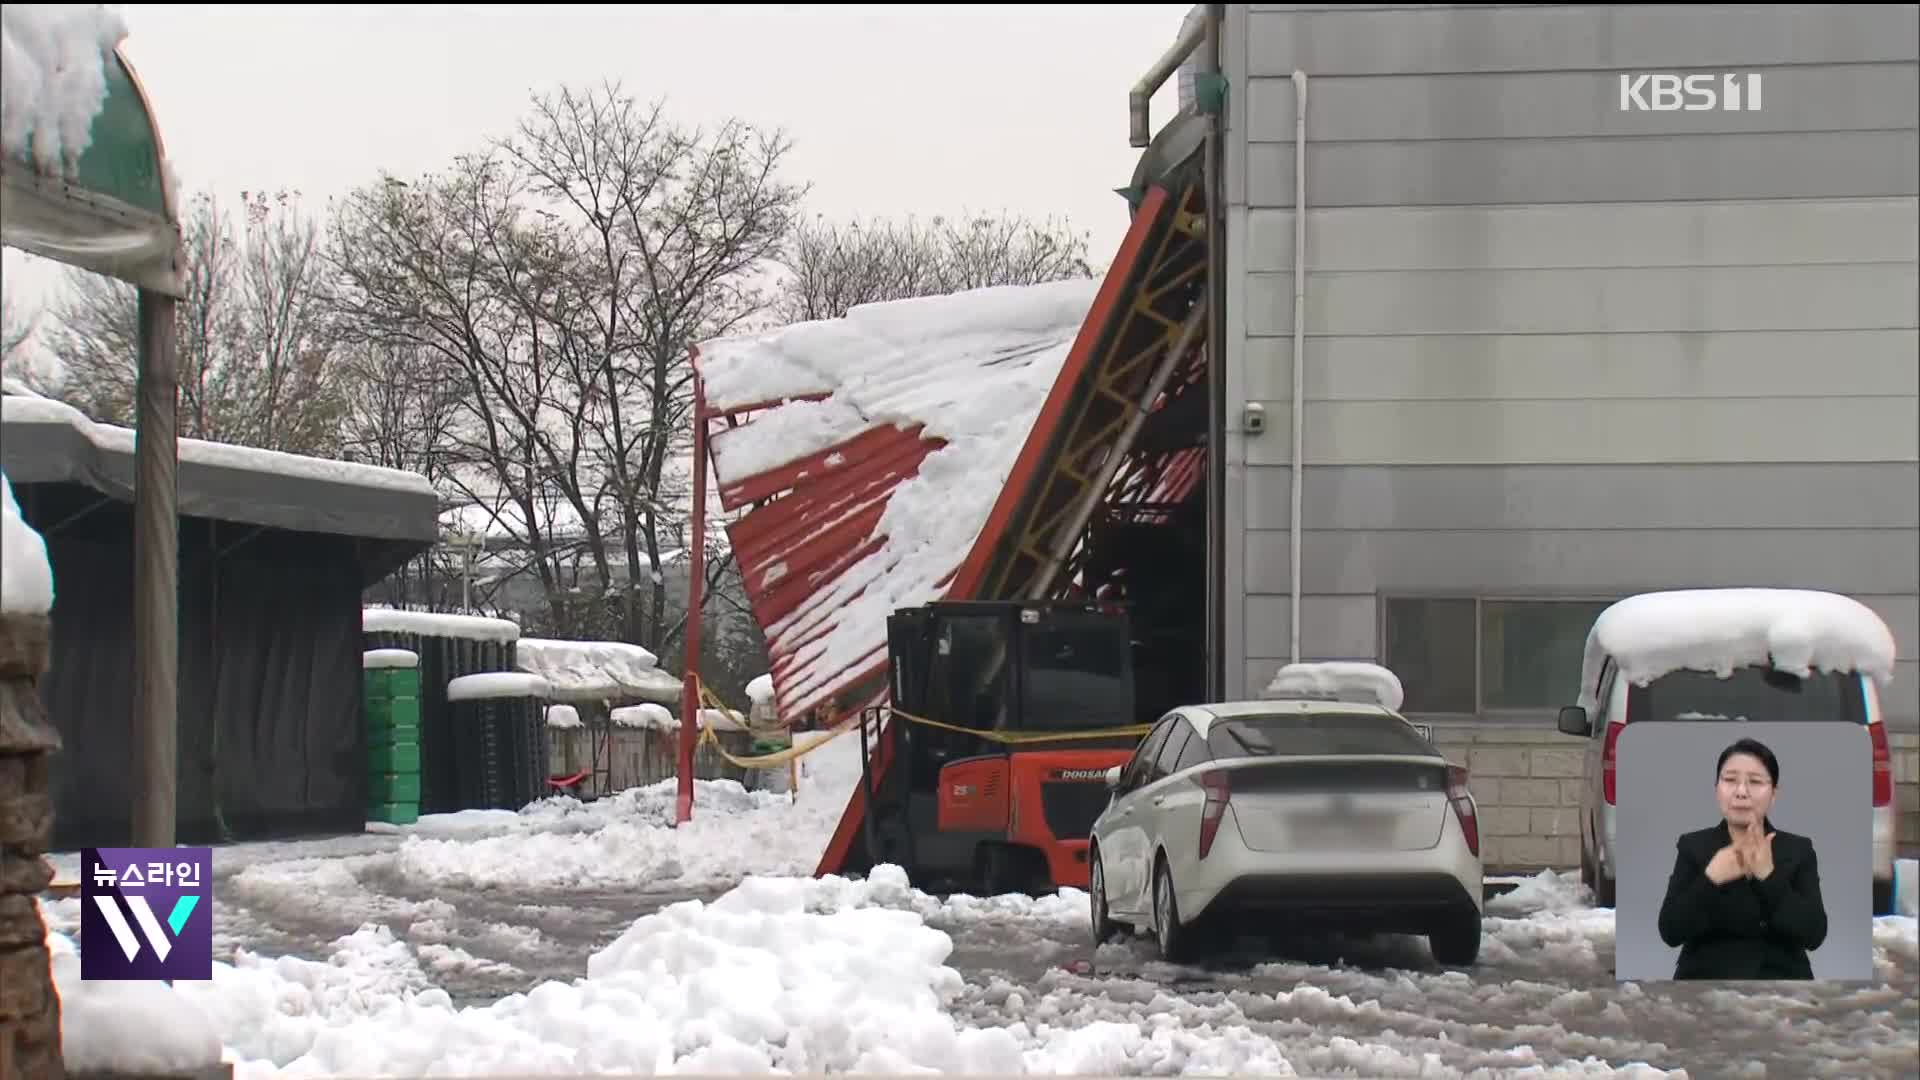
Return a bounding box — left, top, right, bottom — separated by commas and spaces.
1432, 726, 1920, 873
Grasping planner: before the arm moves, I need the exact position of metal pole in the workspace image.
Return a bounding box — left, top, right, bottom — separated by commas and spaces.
676, 373, 709, 826
131, 287, 180, 849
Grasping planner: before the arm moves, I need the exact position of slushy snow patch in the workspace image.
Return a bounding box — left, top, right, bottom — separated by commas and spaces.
1578, 589, 1899, 711
545, 704, 581, 729
1265, 661, 1405, 712
361, 648, 419, 670
47, 929, 223, 1075
0, 3, 128, 175
1, 470, 53, 614
3, 395, 436, 495
446, 672, 550, 702
695, 278, 1099, 718
362, 606, 521, 643
515, 637, 681, 702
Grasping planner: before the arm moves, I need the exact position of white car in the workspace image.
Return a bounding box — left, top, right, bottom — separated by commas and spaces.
1085, 694, 1486, 967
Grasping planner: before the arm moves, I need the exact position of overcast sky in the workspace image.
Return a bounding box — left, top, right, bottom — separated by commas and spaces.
3, 3, 1193, 338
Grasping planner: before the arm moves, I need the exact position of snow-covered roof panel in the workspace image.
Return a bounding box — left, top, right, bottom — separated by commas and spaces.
693, 279, 1099, 720
1577, 588, 1900, 710
447, 672, 551, 703
2, 395, 439, 545
2, 5, 130, 176
515, 637, 682, 704
363, 608, 522, 643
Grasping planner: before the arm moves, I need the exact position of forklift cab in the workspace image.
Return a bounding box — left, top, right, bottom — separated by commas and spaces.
865, 601, 1147, 893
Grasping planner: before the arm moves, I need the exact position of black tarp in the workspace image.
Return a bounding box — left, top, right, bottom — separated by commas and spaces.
2, 401, 439, 849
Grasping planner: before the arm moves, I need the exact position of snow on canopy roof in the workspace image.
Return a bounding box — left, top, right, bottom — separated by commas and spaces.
446, 672, 550, 702
2, 395, 438, 544
1, 5, 129, 175
1263, 662, 1406, 713
1577, 588, 1899, 710
694, 278, 1100, 720
515, 637, 682, 704
363, 607, 521, 643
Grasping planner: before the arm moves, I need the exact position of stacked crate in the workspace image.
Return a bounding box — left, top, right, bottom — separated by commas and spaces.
364, 649, 423, 825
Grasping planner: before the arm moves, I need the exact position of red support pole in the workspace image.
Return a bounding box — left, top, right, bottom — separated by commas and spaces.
678, 370, 709, 826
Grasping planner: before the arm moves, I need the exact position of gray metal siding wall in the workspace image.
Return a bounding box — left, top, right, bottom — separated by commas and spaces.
1222, 3, 1920, 727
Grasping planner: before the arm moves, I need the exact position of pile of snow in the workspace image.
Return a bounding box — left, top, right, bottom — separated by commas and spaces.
362, 606, 521, 643
362, 648, 419, 670
46, 930, 223, 1075
515, 637, 681, 703
1578, 589, 1899, 710
611, 702, 678, 730
1, 470, 53, 614
446, 672, 550, 703
0, 4, 128, 175
1264, 661, 1405, 712
385, 730, 864, 892
545, 704, 581, 729
696, 278, 1100, 718
2, 395, 436, 496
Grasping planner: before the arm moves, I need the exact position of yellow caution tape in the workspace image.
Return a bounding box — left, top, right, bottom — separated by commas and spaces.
885, 706, 1152, 745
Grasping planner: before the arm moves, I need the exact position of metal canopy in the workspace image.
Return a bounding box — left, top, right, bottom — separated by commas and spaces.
3, 36, 185, 853
0, 44, 183, 295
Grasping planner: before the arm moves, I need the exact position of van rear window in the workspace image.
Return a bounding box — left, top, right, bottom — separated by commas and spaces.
1630, 667, 1864, 725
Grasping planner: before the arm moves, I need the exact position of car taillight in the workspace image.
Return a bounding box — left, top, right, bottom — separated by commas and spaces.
1602, 722, 1623, 804
1197, 769, 1231, 859
1447, 764, 1479, 858
1870, 722, 1893, 807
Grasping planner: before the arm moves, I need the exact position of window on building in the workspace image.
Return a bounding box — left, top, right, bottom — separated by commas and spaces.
1381, 597, 1477, 714
1480, 599, 1614, 710
1381, 596, 1615, 717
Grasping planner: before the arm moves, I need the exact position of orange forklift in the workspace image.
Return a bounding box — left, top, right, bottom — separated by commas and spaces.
826, 600, 1148, 896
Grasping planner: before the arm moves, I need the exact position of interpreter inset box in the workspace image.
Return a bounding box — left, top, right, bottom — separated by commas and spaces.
1614, 721, 1872, 983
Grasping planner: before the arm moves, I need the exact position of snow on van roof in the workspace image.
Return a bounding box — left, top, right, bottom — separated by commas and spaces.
1577, 589, 1898, 708
1262, 662, 1406, 713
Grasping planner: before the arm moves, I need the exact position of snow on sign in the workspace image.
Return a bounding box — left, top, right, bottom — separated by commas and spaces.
693, 279, 1100, 720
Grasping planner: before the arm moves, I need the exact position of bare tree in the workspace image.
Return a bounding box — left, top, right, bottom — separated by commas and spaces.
500, 82, 806, 650
36, 190, 346, 453
776, 210, 1093, 322
1, 290, 47, 386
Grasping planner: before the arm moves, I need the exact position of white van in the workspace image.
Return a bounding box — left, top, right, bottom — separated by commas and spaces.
1554, 589, 1899, 915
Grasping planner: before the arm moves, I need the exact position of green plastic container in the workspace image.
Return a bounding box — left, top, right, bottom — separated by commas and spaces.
367, 802, 420, 826
368, 742, 421, 774
365, 696, 422, 731
368, 722, 419, 748
370, 772, 422, 803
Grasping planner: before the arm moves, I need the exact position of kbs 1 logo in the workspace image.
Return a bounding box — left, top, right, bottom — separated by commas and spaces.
1618, 73, 1763, 112
80, 847, 212, 981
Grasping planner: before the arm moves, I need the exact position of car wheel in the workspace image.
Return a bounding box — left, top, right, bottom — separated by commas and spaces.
1872, 877, 1894, 917
1153, 858, 1194, 964
1089, 851, 1121, 943
1579, 842, 1596, 897
1428, 908, 1482, 968
1595, 870, 1616, 909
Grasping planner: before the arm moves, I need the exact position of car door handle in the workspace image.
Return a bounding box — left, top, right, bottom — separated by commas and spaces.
1151, 795, 1168, 807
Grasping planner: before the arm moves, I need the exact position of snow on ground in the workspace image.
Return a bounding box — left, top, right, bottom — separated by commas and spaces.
0, 3, 128, 175
1579, 589, 1899, 705
694, 278, 1101, 718
46, 928, 225, 1075
1, 469, 53, 614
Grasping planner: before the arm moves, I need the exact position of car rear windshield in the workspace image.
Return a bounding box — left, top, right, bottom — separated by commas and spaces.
1632, 666, 1865, 724
1206, 712, 1436, 759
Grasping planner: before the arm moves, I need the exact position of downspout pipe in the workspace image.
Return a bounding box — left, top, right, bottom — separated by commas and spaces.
1289, 70, 1308, 666
1131, 15, 1209, 147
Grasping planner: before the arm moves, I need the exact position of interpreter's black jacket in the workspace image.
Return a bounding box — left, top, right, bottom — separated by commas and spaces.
1656, 818, 1827, 980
